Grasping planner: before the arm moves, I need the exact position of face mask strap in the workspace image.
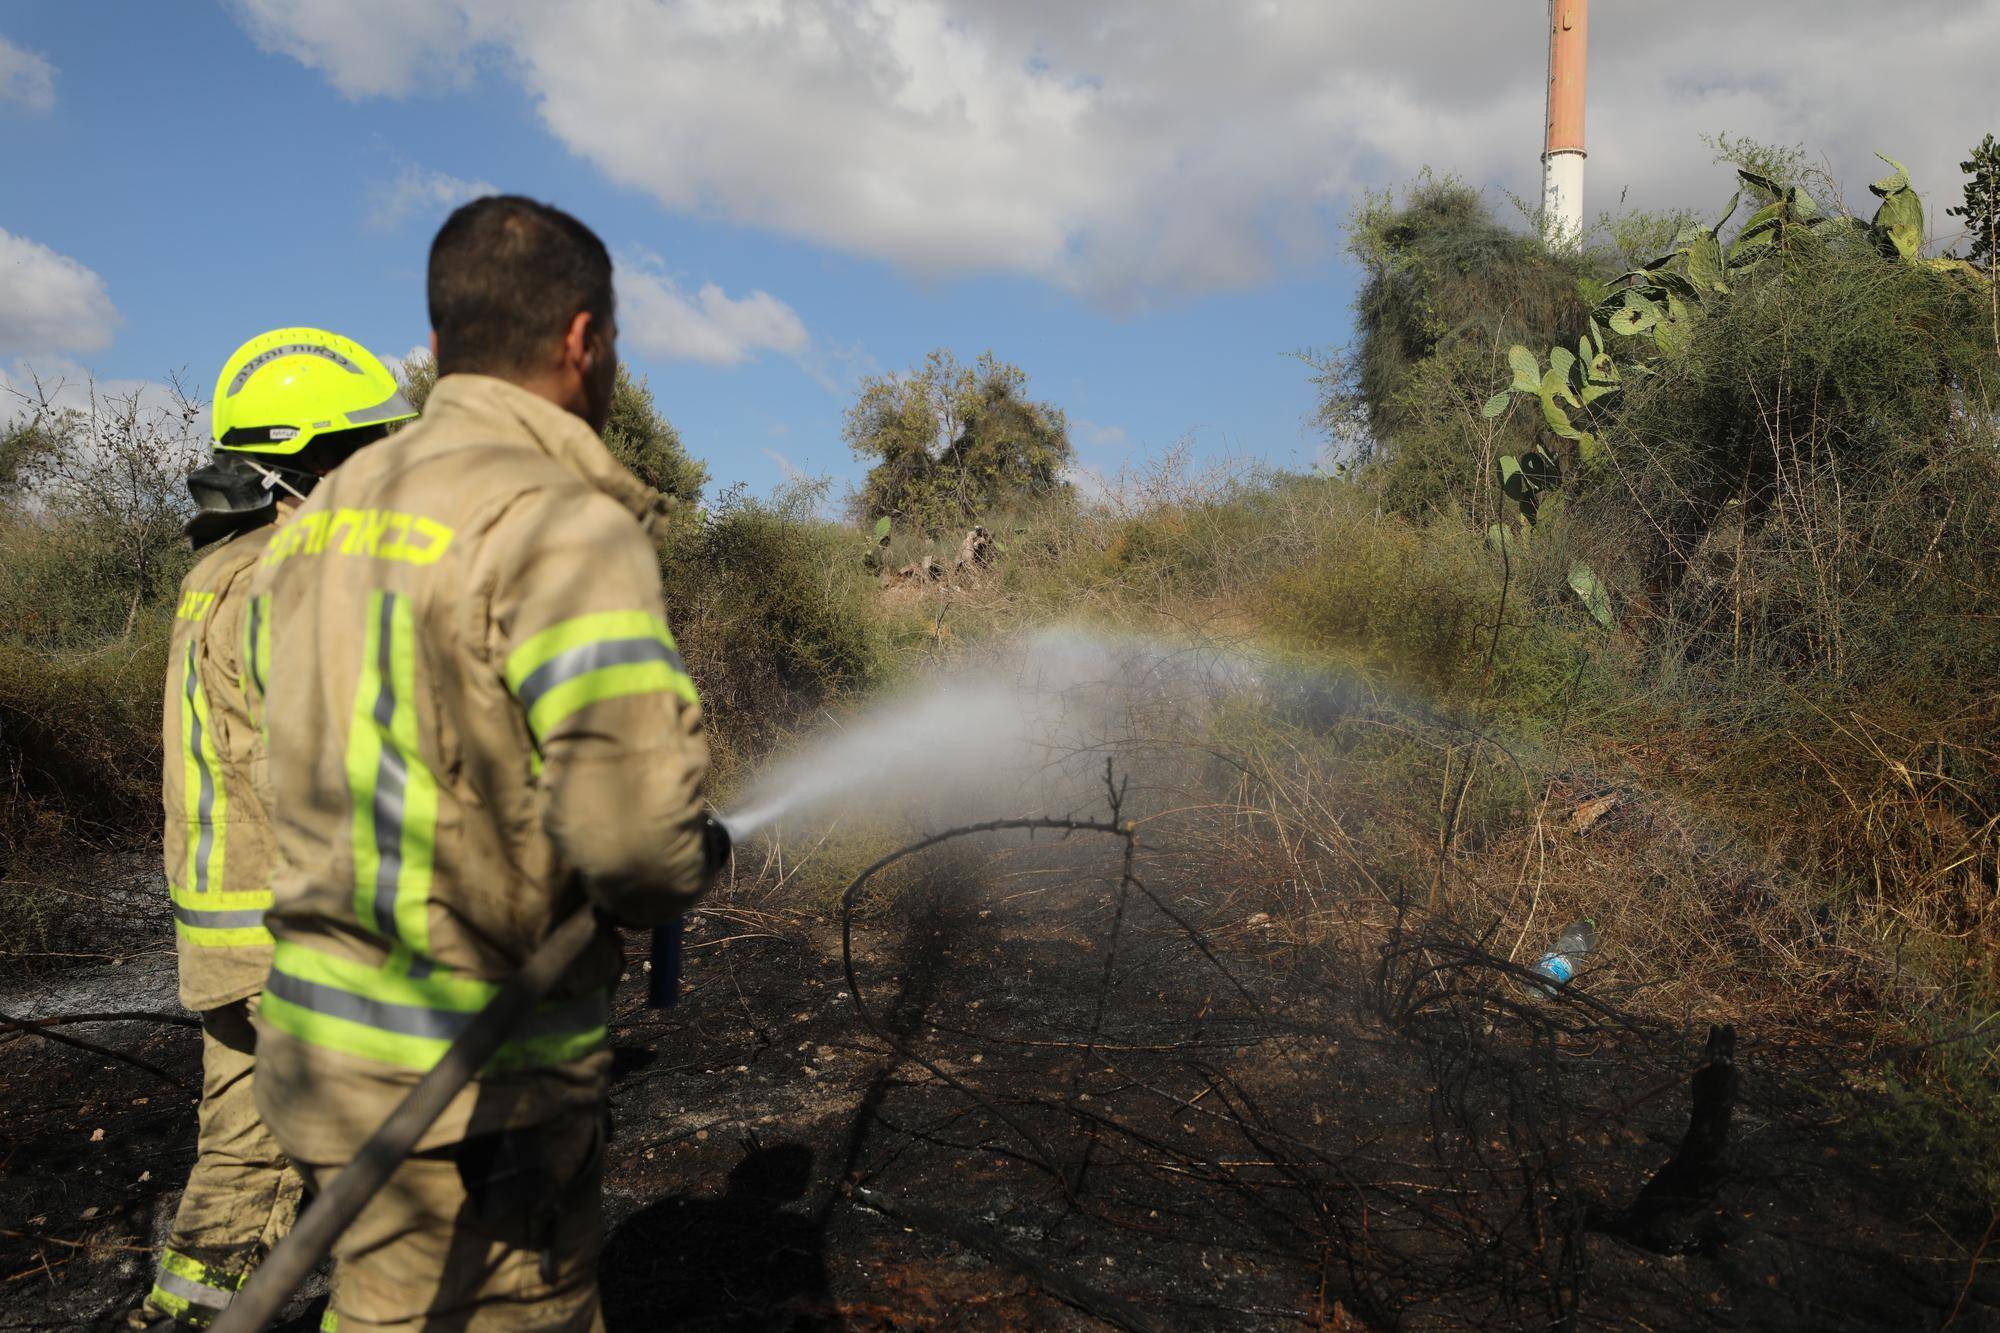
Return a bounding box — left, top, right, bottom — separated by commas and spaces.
244, 457, 311, 502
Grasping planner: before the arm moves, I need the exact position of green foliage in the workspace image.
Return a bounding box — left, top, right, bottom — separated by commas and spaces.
1327, 176, 1600, 517
658, 481, 890, 765
1597, 207, 1701, 272
1489, 153, 1993, 604
1948, 132, 2000, 271
1702, 134, 1830, 200
0, 627, 171, 857
396, 349, 438, 414
0, 415, 60, 499
1865, 155, 1925, 261
1825, 1008, 2000, 1218
1296, 149, 2000, 1002
603, 368, 708, 504
0, 378, 201, 855
1443, 150, 2000, 957
0, 379, 205, 647
1266, 504, 1588, 716
1346, 178, 1594, 430
846, 349, 1073, 536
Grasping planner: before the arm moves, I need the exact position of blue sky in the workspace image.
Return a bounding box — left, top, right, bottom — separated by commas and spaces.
3, 1, 1992, 502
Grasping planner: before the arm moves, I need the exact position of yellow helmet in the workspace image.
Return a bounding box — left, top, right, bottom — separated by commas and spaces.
211, 327, 415, 461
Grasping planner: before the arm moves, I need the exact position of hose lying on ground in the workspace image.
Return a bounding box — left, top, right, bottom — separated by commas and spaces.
211, 904, 603, 1333
0, 1007, 194, 1089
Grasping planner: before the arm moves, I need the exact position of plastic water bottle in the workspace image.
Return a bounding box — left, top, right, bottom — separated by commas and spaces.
1533, 918, 1597, 993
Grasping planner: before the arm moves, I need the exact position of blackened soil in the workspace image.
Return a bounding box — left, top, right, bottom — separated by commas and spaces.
3, 844, 1997, 1330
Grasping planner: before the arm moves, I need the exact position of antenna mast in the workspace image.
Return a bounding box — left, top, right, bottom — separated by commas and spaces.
1542, 0, 1588, 248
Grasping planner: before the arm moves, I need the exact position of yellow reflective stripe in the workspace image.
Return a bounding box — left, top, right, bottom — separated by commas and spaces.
169, 884, 271, 910
180, 639, 229, 896
386, 598, 437, 958
504, 611, 698, 745
178, 642, 201, 892
260, 989, 448, 1076
262, 989, 609, 1074
489, 1024, 611, 1074
347, 591, 437, 958
504, 610, 671, 688
175, 919, 272, 949
527, 659, 697, 739
347, 593, 385, 935
263, 941, 608, 1072
149, 1247, 246, 1326
169, 883, 272, 949
159, 1247, 247, 1290
148, 1285, 195, 1322
273, 938, 493, 1011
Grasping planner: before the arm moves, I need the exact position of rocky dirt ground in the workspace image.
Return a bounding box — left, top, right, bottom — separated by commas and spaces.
2, 840, 1997, 1330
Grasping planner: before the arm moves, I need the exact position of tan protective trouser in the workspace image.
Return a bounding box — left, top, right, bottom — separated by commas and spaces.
306, 1110, 606, 1331
147, 999, 304, 1327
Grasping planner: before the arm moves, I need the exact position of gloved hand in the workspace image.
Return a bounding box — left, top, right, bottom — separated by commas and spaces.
701, 809, 733, 876
649, 811, 731, 1010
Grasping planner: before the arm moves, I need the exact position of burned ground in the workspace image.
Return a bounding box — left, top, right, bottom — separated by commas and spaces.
2, 832, 1996, 1331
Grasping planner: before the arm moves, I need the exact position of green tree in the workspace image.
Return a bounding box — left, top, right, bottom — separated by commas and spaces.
845, 349, 1071, 533
1314, 176, 1599, 518
397, 352, 707, 504
0, 375, 206, 642
1949, 133, 2000, 273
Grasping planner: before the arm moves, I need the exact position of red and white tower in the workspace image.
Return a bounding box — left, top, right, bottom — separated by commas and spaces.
1542, 0, 1588, 247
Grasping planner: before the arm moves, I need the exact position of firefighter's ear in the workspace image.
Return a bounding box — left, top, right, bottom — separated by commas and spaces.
560, 310, 594, 377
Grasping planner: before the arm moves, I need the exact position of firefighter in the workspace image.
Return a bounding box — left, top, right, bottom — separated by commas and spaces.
248, 196, 726, 1330
141, 329, 417, 1329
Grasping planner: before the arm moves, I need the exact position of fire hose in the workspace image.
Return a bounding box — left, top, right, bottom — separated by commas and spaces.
212, 911, 691, 1331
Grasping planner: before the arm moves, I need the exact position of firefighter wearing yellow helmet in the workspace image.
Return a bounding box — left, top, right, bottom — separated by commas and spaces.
139, 329, 414, 1330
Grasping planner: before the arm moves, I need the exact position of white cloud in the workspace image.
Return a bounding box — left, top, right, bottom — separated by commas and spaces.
1, 357, 211, 462
369, 163, 496, 230
0, 228, 121, 356
793, 337, 878, 398
388, 343, 433, 388
618, 256, 810, 368
227, 0, 2000, 304
1073, 419, 1129, 452
0, 35, 55, 111
1059, 460, 1115, 506
761, 447, 805, 482
226, 0, 475, 99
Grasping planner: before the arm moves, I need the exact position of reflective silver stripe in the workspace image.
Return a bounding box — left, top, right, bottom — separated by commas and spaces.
227, 342, 362, 396
515, 637, 686, 714
185, 642, 218, 895
344, 388, 416, 425
173, 903, 266, 930
369, 593, 405, 942
267, 968, 464, 1040
265, 968, 608, 1043
152, 1266, 236, 1312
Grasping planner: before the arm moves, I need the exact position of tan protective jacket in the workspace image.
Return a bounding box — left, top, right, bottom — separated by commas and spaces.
249, 374, 713, 1162
162, 523, 280, 1012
